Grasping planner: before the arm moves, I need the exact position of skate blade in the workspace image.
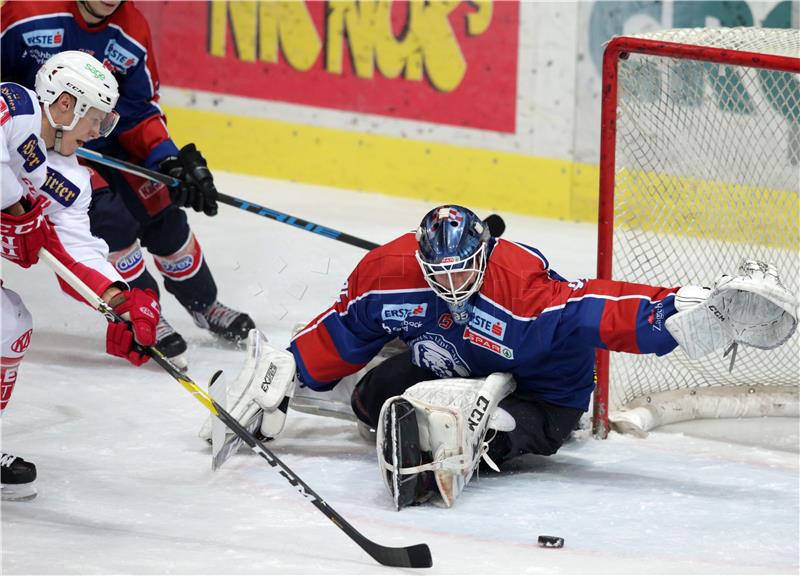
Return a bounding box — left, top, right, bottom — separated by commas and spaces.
1, 483, 37, 502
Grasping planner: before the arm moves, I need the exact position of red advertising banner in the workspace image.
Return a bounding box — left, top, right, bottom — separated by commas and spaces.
139, 1, 519, 133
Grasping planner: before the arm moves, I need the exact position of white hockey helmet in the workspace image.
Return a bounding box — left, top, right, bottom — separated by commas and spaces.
35, 50, 120, 137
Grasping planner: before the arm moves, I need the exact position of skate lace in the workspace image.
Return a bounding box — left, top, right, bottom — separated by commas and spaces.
156, 317, 177, 341
0, 453, 18, 468
203, 301, 241, 330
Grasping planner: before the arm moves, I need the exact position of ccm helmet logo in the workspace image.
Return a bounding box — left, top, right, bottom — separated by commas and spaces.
65, 82, 86, 95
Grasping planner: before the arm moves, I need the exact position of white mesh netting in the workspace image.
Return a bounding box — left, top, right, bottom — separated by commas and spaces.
606, 28, 800, 428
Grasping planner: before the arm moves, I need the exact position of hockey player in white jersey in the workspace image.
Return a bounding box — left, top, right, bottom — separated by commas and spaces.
1, 51, 161, 501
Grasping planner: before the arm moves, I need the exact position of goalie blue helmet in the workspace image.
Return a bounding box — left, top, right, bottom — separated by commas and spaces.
415, 205, 490, 318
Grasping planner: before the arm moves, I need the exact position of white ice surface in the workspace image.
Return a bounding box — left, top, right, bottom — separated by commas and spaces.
2, 173, 798, 574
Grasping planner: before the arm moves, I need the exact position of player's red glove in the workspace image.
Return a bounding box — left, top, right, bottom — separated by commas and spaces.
0, 194, 51, 268
106, 288, 160, 366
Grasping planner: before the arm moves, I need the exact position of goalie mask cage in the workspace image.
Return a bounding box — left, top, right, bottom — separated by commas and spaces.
593, 27, 800, 438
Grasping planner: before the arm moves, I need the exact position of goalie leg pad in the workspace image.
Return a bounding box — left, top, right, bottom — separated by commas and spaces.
376, 373, 515, 509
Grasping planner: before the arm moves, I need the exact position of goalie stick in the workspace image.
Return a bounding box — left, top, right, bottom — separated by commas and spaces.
38, 248, 433, 569
76, 147, 505, 247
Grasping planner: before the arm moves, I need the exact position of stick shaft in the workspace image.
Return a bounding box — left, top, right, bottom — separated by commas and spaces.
38, 248, 430, 568
75, 148, 379, 250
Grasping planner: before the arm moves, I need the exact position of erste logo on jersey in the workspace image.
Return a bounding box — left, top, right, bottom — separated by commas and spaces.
463, 327, 514, 359
22, 28, 64, 48
42, 167, 80, 206
381, 303, 427, 321
469, 308, 507, 340
104, 39, 139, 72
16, 135, 45, 173
381, 303, 427, 334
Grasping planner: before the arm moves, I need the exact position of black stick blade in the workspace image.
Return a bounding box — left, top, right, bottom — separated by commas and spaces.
405, 543, 433, 568
367, 542, 432, 568
484, 214, 506, 237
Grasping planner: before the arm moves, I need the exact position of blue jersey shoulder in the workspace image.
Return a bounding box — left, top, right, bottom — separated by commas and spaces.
0, 83, 36, 117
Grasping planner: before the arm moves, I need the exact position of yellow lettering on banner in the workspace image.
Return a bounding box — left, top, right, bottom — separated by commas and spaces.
326, 0, 492, 92
259, 2, 321, 70
209, 1, 257, 61
466, 0, 492, 36
209, 1, 493, 91
408, 0, 462, 91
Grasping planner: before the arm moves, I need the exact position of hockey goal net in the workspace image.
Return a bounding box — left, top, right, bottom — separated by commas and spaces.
593, 27, 800, 437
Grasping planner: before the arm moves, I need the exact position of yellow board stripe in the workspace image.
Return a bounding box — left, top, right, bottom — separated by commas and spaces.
162, 104, 601, 222
162, 104, 798, 249
616, 170, 799, 250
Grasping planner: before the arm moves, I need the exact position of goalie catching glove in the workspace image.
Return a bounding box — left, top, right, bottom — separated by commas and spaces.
377, 373, 516, 509
198, 329, 296, 442
666, 259, 798, 361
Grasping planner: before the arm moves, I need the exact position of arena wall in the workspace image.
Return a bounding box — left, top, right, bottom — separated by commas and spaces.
139, 0, 796, 221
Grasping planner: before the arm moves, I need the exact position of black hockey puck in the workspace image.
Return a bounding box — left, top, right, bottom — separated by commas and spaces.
537, 535, 564, 548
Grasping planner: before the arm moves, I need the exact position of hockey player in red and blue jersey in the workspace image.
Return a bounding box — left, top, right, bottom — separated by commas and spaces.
200, 204, 796, 508
289, 205, 681, 443
1, 1, 255, 369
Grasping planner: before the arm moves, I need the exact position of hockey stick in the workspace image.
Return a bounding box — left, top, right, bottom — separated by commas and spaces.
76, 147, 505, 247
77, 147, 378, 250
38, 248, 433, 569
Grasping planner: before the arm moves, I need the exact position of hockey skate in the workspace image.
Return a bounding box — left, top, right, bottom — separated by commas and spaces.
1, 453, 37, 501
155, 316, 188, 371
191, 301, 255, 344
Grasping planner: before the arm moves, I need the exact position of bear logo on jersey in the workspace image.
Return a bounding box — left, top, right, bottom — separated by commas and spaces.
411, 333, 470, 378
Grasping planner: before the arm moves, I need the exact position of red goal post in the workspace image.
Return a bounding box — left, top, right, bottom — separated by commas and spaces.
593, 28, 800, 438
